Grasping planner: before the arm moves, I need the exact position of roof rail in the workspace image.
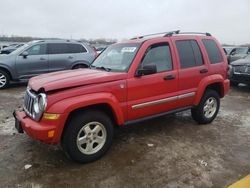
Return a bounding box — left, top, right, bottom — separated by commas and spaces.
130, 30, 212, 40
130, 30, 180, 40
175, 32, 212, 36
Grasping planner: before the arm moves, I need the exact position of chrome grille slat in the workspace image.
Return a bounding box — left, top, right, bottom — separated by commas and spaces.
23, 89, 37, 118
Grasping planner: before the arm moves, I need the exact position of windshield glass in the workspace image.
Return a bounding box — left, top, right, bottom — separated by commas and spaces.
91, 43, 140, 72
235, 48, 248, 54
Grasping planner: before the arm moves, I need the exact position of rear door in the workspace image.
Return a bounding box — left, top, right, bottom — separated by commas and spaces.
15, 43, 49, 79
48, 43, 74, 72
127, 40, 179, 121
172, 37, 208, 107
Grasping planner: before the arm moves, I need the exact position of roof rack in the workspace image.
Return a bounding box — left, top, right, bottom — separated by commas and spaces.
130, 30, 180, 40
130, 30, 212, 40
175, 32, 212, 36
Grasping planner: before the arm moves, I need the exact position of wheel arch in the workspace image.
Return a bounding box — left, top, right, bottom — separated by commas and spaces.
0, 66, 12, 80
71, 61, 90, 69
194, 75, 226, 105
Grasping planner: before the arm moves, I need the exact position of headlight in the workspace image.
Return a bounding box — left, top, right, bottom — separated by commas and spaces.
32, 93, 47, 120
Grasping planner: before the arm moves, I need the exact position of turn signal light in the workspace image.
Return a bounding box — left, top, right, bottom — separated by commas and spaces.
43, 113, 60, 120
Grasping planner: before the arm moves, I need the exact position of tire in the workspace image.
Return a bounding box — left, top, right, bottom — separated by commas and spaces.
230, 81, 239, 86
0, 70, 10, 89
62, 110, 114, 163
191, 89, 220, 124
72, 64, 88, 69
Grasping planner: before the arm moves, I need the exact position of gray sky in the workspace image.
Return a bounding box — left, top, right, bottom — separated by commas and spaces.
0, 0, 249, 44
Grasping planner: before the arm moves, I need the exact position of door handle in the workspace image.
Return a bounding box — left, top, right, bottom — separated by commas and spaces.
68, 56, 73, 59
163, 74, 176, 80
200, 69, 208, 74
40, 57, 46, 61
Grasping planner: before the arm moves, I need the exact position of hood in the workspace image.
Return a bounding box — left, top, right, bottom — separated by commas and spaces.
231, 58, 250, 66
29, 69, 127, 92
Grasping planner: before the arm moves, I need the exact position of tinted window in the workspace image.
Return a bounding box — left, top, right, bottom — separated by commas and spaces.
48, 43, 68, 54
141, 43, 173, 73
68, 43, 87, 53
27, 44, 46, 55
191, 41, 203, 66
202, 39, 222, 64
176, 40, 204, 68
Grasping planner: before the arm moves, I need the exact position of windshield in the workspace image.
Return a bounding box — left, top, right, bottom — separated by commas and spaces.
91, 43, 140, 72
235, 48, 248, 54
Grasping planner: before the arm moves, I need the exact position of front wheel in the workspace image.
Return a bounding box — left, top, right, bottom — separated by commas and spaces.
0, 70, 10, 89
191, 89, 220, 124
62, 110, 114, 163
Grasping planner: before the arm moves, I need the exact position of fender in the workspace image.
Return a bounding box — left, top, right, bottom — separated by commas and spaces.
194, 74, 225, 105
46, 92, 125, 125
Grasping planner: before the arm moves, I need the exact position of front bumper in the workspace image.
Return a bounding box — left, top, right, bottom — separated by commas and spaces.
230, 73, 250, 84
13, 111, 66, 144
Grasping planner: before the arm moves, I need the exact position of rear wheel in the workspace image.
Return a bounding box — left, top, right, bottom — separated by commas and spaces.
73, 64, 88, 69
0, 70, 10, 89
191, 89, 220, 124
62, 110, 114, 163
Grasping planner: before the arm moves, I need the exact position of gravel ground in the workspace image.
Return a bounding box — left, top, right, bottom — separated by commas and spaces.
0, 84, 250, 188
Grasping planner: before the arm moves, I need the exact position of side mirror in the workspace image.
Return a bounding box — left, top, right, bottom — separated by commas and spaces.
21, 51, 28, 58
135, 65, 157, 77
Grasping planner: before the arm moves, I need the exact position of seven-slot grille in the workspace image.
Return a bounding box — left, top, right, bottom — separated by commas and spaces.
234, 65, 250, 74
23, 89, 37, 118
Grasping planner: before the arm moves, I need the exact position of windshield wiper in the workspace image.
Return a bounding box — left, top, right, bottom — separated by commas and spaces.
91, 65, 111, 72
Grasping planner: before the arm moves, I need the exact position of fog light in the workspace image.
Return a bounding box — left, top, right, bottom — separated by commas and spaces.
48, 130, 55, 138
43, 113, 60, 120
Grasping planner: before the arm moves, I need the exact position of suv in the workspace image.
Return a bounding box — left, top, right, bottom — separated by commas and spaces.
0, 40, 96, 88
229, 54, 250, 86
14, 31, 230, 163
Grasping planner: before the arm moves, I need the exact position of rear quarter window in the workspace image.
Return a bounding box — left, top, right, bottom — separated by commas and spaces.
67, 44, 87, 53
202, 39, 222, 64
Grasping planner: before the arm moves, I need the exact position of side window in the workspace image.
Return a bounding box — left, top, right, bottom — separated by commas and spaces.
191, 41, 203, 66
141, 43, 173, 73
48, 43, 68, 54
67, 44, 87, 53
176, 40, 204, 68
202, 39, 222, 64
27, 44, 46, 55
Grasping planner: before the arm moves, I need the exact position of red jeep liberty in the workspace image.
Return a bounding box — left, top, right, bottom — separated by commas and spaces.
14, 31, 230, 163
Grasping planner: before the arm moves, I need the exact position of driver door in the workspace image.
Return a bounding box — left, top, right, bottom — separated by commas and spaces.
127, 41, 179, 121
15, 43, 49, 79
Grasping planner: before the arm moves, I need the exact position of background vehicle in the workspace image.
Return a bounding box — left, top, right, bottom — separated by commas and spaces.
0, 43, 25, 54
228, 47, 250, 63
229, 54, 250, 86
223, 46, 235, 55
96, 46, 107, 54
14, 31, 229, 163
0, 40, 96, 88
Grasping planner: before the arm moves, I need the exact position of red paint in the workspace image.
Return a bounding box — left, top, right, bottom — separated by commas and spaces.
15, 34, 230, 144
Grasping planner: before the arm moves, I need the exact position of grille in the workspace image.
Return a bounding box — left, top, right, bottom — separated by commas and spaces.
23, 89, 37, 118
234, 66, 250, 74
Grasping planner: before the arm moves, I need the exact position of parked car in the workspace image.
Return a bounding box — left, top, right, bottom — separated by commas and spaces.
229, 54, 250, 86
228, 47, 250, 63
96, 46, 107, 54
0, 44, 9, 51
223, 46, 235, 55
0, 43, 25, 54
14, 31, 229, 163
0, 40, 96, 88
